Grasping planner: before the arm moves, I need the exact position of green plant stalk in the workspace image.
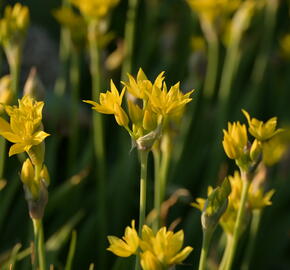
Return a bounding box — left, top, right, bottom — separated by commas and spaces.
64, 231, 77, 270
135, 150, 149, 270
67, 49, 81, 170
241, 209, 262, 270
219, 234, 233, 270
198, 228, 214, 270
54, 0, 71, 96
0, 137, 6, 179
153, 147, 161, 232
201, 19, 219, 100
224, 171, 250, 270
32, 219, 46, 270
121, 0, 139, 81
251, 0, 278, 89
9, 46, 21, 96
88, 19, 107, 269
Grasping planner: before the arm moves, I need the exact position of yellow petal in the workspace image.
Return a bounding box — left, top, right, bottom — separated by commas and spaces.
32, 130, 50, 145
9, 143, 26, 156
169, 246, 193, 265
0, 117, 12, 133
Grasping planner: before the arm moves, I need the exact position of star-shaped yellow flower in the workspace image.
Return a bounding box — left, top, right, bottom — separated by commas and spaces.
0, 95, 49, 156
107, 220, 139, 257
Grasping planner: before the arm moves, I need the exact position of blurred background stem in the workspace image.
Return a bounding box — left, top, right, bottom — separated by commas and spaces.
67, 49, 81, 171
219, 234, 233, 270
201, 19, 219, 100
241, 209, 262, 270
121, 0, 139, 80
88, 19, 107, 269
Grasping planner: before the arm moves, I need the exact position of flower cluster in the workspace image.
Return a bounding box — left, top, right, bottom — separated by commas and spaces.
84, 68, 194, 151
192, 171, 274, 235
107, 221, 193, 270
222, 109, 283, 169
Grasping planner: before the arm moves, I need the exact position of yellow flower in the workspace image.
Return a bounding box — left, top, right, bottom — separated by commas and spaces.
242, 109, 282, 141
140, 251, 163, 270
140, 225, 193, 267
149, 82, 194, 117
70, 0, 119, 19
280, 33, 290, 59
107, 220, 139, 257
83, 80, 129, 127
122, 68, 165, 100
0, 95, 49, 156
187, 0, 241, 22
222, 121, 248, 160
0, 75, 13, 113
0, 4, 29, 55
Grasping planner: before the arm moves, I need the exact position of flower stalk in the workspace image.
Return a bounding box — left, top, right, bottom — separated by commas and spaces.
32, 218, 46, 270
224, 170, 250, 270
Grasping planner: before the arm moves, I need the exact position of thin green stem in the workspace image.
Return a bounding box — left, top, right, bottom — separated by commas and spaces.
153, 148, 161, 232
88, 19, 107, 269
224, 171, 250, 270
9, 47, 21, 97
201, 19, 219, 100
121, 0, 139, 80
241, 209, 262, 270
198, 229, 214, 270
219, 234, 233, 270
32, 219, 46, 270
135, 150, 149, 270
0, 137, 6, 179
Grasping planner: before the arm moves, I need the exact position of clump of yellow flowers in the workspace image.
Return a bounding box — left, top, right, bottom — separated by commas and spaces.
84, 68, 194, 150
107, 220, 193, 270
0, 95, 50, 218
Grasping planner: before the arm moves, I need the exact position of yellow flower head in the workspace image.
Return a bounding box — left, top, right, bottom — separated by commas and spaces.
187, 0, 241, 22
242, 109, 282, 142
0, 95, 49, 156
107, 220, 139, 257
70, 0, 119, 19
149, 82, 194, 118
140, 225, 193, 267
222, 121, 248, 160
122, 68, 165, 100
0, 4, 29, 47
83, 80, 129, 127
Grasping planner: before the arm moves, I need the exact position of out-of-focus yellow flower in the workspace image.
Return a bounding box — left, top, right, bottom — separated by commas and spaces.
0, 4, 29, 46
107, 220, 139, 257
0, 75, 13, 113
280, 34, 290, 59
187, 0, 241, 22
140, 225, 193, 267
242, 109, 282, 142
222, 122, 248, 160
83, 80, 129, 127
70, 0, 119, 20
0, 95, 49, 156
190, 36, 206, 52
53, 7, 87, 48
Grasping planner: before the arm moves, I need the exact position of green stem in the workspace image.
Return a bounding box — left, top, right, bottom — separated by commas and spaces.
54, 0, 71, 96
67, 49, 81, 171
9, 47, 21, 97
0, 137, 6, 179
224, 171, 250, 270
219, 234, 233, 270
241, 209, 262, 270
135, 150, 149, 270
201, 19, 219, 100
153, 147, 161, 232
88, 19, 107, 269
121, 0, 139, 80
159, 147, 171, 224
198, 229, 214, 270
32, 219, 46, 270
